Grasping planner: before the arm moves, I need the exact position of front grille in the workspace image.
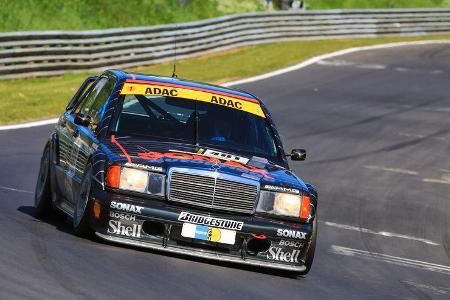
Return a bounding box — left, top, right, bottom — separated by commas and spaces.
169, 170, 258, 214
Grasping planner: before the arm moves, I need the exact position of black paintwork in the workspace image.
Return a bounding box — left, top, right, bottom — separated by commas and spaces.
44, 69, 317, 270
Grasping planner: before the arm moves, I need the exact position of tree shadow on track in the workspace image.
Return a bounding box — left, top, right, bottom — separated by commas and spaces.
305, 126, 450, 166
299, 96, 446, 139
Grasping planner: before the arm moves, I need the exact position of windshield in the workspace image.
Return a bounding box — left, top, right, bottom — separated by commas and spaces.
113, 94, 280, 162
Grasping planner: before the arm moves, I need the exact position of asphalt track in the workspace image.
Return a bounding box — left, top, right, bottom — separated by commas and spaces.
0, 44, 449, 300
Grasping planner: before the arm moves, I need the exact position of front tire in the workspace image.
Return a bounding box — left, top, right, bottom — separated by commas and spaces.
34, 144, 52, 217
73, 164, 93, 236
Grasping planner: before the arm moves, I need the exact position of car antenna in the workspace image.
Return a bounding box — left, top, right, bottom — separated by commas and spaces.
171, 26, 178, 78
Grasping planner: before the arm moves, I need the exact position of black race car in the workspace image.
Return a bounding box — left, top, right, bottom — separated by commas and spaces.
35, 70, 318, 275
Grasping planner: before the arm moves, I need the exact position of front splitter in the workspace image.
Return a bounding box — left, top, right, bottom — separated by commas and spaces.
95, 232, 306, 272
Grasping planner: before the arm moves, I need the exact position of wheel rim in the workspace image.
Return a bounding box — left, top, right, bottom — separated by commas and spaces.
74, 169, 92, 227
35, 147, 49, 205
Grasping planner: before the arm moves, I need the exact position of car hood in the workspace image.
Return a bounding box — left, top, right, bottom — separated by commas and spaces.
101, 137, 308, 193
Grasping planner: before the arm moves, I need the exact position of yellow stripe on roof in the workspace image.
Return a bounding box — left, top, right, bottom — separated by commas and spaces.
120, 83, 265, 118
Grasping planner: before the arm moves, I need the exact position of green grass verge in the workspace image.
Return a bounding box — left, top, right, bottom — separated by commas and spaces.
306, 0, 450, 9
0, 0, 263, 32
1, 34, 449, 125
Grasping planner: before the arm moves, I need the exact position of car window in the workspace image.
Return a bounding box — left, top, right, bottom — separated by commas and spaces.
89, 78, 115, 131
114, 94, 280, 163
73, 77, 115, 132
65, 76, 97, 111
74, 77, 108, 116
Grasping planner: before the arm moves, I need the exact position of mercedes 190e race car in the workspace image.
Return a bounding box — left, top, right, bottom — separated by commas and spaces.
34, 70, 318, 275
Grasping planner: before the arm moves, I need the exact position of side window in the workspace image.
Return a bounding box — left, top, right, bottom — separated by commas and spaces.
66, 76, 97, 111
89, 78, 115, 131
74, 77, 108, 115
73, 77, 115, 132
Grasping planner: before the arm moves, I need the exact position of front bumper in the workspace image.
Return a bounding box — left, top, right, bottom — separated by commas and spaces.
92, 192, 314, 272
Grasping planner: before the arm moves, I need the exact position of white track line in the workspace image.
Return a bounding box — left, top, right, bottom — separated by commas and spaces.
364, 165, 419, 175
324, 221, 439, 245
0, 185, 33, 194
422, 178, 450, 185
331, 245, 450, 275
2, 40, 450, 131
0, 118, 58, 131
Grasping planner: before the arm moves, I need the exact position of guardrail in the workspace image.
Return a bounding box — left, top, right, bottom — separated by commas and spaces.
1, 9, 450, 79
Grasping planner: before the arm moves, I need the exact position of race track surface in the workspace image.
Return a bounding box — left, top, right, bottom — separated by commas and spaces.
0, 44, 449, 300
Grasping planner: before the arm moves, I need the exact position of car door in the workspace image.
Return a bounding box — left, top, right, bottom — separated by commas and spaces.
68, 76, 116, 204
62, 77, 110, 204
54, 76, 97, 204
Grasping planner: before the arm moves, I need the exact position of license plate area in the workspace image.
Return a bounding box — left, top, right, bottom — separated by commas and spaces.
181, 223, 236, 245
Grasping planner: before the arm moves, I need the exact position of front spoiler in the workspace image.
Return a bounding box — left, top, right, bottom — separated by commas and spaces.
95, 232, 307, 272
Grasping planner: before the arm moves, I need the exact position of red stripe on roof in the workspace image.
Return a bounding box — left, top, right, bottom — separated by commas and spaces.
124, 79, 259, 103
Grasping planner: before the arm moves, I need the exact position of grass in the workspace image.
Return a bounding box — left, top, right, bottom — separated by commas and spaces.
1, 34, 450, 125
306, 0, 450, 9
0, 0, 263, 32
2, 0, 448, 32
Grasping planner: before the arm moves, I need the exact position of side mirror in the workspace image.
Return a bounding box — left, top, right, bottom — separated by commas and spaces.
288, 149, 306, 161
74, 113, 91, 127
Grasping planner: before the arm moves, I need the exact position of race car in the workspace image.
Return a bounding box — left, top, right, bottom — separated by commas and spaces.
34, 70, 318, 275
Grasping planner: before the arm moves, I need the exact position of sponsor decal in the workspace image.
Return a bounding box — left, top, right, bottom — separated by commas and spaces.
145, 87, 178, 97
210, 95, 242, 110
110, 201, 144, 214
124, 162, 163, 172
109, 211, 136, 221
181, 223, 236, 245
108, 220, 142, 238
198, 148, 249, 165
120, 82, 265, 118
267, 247, 301, 263
276, 229, 307, 239
263, 185, 300, 194
137, 151, 272, 179
279, 240, 303, 248
178, 211, 244, 230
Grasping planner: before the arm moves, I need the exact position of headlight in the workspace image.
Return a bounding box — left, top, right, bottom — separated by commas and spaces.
106, 165, 165, 197
256, 190, 311, 220
120, 167, 148, 192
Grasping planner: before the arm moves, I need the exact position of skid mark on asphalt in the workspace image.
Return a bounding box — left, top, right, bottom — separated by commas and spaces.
402, 280, 449, 296
323, 221, 439, 245
317, 59, 387, 69
331, 245, 450, 275
364, 165, 418, 175
317, 59, 444, 75
364, 165, 450, 185
399, 132, 448, 142
0, 185, 33, 194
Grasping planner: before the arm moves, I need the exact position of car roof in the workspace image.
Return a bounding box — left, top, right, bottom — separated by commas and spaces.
105, 69, 263, 104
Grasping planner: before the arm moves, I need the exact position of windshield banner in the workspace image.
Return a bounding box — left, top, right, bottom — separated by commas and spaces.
120, 82, 266, 118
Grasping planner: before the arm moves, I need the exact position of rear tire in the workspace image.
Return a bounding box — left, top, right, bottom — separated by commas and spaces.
34, 144, 52, 217
73, 164, 94, 237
